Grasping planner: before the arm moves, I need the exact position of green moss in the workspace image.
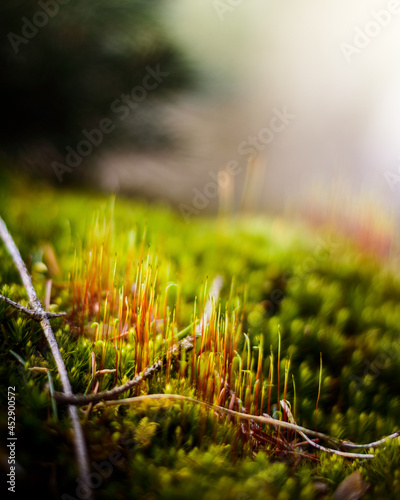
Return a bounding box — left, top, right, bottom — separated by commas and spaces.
0, 177, 399, 498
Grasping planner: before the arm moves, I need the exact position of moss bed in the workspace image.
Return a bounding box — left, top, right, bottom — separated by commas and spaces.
0, 176, 399, 499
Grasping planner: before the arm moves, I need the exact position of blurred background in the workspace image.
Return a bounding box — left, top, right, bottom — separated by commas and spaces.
1, 0, 400, 231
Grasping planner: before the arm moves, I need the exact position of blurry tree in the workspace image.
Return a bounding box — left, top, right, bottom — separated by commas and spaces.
0, 0, 191, 180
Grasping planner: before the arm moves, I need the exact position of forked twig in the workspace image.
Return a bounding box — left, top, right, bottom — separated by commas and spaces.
0, 293, 67, 321
0, 217, 91, 494
280, 400, 400, 452
95, 394, 377, 459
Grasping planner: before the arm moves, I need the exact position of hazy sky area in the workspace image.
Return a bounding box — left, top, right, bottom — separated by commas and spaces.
144, 0, 400, 220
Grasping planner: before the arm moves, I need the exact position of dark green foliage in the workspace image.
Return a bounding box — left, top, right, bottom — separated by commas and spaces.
0, 1, 191, 178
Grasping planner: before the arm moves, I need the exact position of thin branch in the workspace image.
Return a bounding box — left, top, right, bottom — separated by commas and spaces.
280, 400, 400, 451
197, 275, 223, 334
95, 394, 375, 459
0, 217, 91, 494
340, 430, 400, 450
0, 293, 67, 321
44, 279, 52, 311
279, 400, 364, 459
54, 336, 195, 405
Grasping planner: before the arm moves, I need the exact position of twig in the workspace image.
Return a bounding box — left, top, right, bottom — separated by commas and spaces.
0, 293, 67, 321
94, 394, 375, 459
0, 217, 91, 494
279, 400, 370, 459
280, 400, 400, 452
197, 275, 223, 335
54, 336, 195, 405
44, 279, 52, 311
340, 430, 400, 450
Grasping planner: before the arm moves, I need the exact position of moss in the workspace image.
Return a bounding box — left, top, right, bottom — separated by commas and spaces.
0, 177, 399, 498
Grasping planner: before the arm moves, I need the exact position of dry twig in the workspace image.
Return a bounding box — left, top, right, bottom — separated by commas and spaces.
95, 394, 377, 459
54, 336, 195, 405
0, 293, 66, 321
0, 217, 91, 494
